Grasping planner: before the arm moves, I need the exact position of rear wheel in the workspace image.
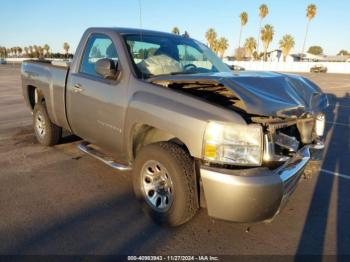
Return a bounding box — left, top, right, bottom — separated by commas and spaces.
33, 103, 62, 146
132, 142, 198, 226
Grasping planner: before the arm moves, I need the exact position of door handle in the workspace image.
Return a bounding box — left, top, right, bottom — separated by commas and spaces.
73, 83, 84, 93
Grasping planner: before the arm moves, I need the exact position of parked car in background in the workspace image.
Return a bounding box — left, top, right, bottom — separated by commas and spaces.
310, 64, 327, 73
21, 27, 328, 226
0, 58, 6, 64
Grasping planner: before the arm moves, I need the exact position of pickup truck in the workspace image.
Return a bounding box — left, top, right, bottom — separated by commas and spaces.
21, 27, 328, 226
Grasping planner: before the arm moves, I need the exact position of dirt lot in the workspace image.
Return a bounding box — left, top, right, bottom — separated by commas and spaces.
0, 64, 349, 256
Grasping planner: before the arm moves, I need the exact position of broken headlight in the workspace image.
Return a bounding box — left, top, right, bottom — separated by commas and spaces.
203, 121, 263, 166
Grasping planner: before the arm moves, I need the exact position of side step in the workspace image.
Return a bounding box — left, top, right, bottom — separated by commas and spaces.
78, 141, 132, 171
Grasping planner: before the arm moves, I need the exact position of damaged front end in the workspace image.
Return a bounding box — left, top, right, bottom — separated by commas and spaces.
149, 71, 328, 166
149, 71, 328, 223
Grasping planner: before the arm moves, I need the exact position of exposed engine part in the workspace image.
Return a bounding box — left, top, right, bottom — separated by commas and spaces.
251, 116, 285, 124
252, 117, 298, 133
274, 133, 300, 152
296, 118, 315, 144
152, 81, 248, 114
263, 134, 290, 162
313, 139, 325, 150
253, 116, 316, 146
257, 116, 318, 165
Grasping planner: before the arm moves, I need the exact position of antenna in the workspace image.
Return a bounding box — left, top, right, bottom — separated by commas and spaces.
138, 0, 143, 29
138, 0, 145, 79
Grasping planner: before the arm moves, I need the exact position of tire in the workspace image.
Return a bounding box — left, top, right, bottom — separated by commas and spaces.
132, 142, 199, 226
33, 103, 62, 146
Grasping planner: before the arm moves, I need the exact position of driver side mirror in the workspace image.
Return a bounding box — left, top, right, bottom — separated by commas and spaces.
95, 58, 120, 80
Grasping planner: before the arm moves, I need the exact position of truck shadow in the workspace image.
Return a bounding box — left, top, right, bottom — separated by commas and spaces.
60, 133, 81, 144
3, 187, 170, 254
296, 93, 350, 256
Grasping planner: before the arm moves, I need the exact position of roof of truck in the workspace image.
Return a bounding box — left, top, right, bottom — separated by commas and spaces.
88, 27, 183, 37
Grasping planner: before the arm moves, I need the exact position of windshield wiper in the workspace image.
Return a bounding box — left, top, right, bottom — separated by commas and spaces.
169, 71, 196, 75
150, 71, 197, 78
146, 71, 200, 81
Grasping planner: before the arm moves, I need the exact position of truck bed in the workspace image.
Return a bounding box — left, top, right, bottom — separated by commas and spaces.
21, 60, 71, 130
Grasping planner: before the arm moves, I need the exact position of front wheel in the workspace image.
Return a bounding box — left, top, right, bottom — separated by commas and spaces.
132, 142, 198, 226
33, 103, 62, 146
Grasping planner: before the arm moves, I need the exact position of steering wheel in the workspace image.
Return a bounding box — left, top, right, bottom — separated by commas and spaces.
183, 63, 197, 71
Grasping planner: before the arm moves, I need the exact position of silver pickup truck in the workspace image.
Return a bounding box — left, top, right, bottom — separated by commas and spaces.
21, 27, 328, 226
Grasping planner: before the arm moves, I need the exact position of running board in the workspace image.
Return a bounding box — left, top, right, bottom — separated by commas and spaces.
78, 141, 132, 171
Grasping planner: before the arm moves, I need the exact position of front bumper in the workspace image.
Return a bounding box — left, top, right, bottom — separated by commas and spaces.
200, 146, 312, 223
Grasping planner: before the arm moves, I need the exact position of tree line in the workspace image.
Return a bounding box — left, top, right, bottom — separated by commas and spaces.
171, 4, 348, 61
226, 3, 315, 61
228, 3, 316, 61
0, 42, 72, 59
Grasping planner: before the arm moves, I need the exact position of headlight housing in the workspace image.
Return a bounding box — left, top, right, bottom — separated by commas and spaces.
203, 121, 263, 166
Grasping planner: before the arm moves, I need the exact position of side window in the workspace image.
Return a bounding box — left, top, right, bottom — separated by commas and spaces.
80, 35, 118, 77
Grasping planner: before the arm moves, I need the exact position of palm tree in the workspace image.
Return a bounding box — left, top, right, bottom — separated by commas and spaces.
257, 4, 269, 54
171, 27, 180, 35
28, 46, 33, 56
43, 44, 50, 57
244, 37, 257, 60
0, 47, 4, 58
238, 12, 248, 48
279, 34, 295, 62
33, 45, 38, 58
301, 4, 317, 54
0, 47, 6, 58
212, 39, 220, 55
217, 37, 229, 59
37, 46, 44, 58
205, 28, 217, 49
24, 47, 29, 57
337, 50, 350, 56
211, 39, 220, 54
17, 47, 22, 57
63, 42, 70, 58
260, 24, 274, 61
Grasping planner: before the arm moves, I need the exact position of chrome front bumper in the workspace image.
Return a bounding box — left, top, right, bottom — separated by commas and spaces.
200, 146, 311, 223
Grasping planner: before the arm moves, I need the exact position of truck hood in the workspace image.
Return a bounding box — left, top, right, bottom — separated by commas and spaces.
149, 71, 328, 118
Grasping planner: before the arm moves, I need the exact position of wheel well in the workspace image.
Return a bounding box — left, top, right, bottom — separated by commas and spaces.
27, 85, 45, 110
130, 124, 201, 207
131, 124, 190, 160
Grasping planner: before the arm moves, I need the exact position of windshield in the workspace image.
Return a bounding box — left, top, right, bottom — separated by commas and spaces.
123, 34, 231, 79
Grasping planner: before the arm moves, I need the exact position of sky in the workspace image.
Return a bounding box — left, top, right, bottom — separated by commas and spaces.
0, 0, 349, 55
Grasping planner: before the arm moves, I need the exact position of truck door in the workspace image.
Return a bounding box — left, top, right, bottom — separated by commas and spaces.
66, 34, 126, 157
